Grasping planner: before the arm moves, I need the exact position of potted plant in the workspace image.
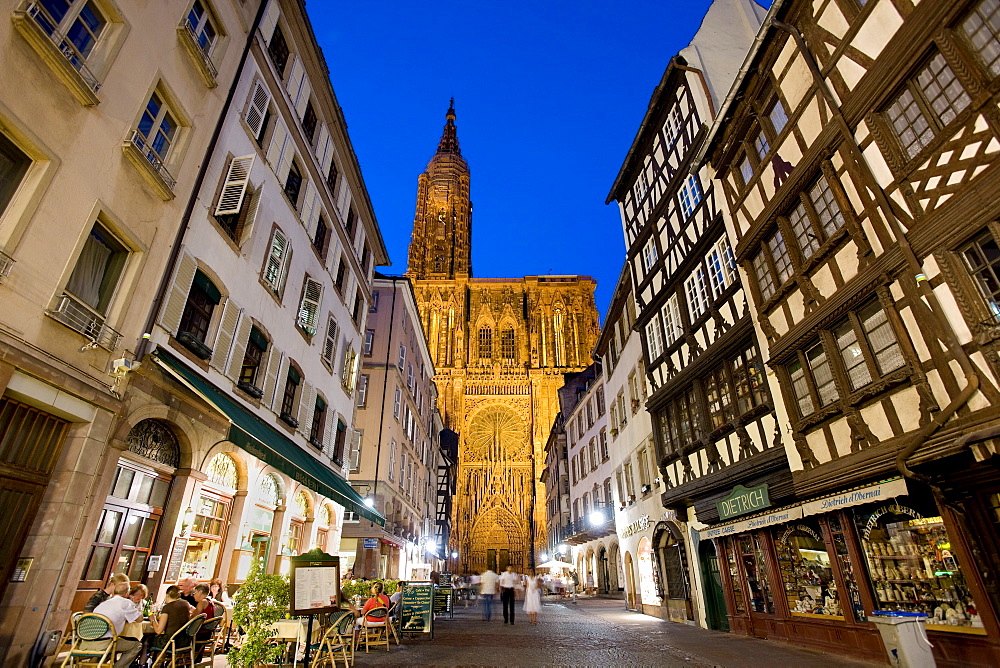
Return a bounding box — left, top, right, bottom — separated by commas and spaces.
228, 558, 290, 668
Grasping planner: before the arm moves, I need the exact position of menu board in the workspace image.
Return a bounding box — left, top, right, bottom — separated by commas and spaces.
433, 586, 453, 618
289, 550, 340, 616
400, 583, 433, 636
439, 572, 453, 587
164, 538, 188, 583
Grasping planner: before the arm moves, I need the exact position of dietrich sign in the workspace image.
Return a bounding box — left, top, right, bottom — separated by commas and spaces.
717, 483, 770, 521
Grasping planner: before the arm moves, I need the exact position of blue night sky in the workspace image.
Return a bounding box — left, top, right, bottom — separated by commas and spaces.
311, 0, 721, 322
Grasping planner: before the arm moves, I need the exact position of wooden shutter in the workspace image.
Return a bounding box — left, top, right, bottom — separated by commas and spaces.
263, 229, 287, 291
297, 278, 323, 333
159, 250, 197, 335
211, 298, 242, 371
259, 0, 279, 42
239, 186, 262, 248
323, 412, 336, 458
295, 78, 312, 119
215, 155, 255, 216
265, 119, 289, 175
336, 181, 352, 219
315, 124, 330, 166
297, 382, 315, 436
244, 82, 270, 138
299, 181, 318, 229
348, 429, 362, 471
322, 316, 338, 366
285, 57, 304, 101
226, 315, 253, 381
270, 354, 291, 412
261, 348, 284, 408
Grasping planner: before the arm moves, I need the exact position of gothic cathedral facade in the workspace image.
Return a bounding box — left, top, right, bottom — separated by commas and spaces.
407, 103, 600, 573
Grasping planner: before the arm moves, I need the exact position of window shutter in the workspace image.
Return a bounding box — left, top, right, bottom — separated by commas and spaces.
295, 78, 312, 119
159, 250, 197, 335
239, 186, 262, 248
211, 298, 242, 371
285, 57, 304, 101
348, 429, 362, 471
244, 82, 271, 138
299, 181, 317, 228
336, 181, 352, 219
265, 119, 289, 177
226, 315, 253, 381
271, 354, 291, 412
258, 0, 279, 42
297, 278, 323, 333
297, 382, 315, 436
261, 348, 284, 408
215, 155, 255, 216
263, 229, 288, 291
316, 124, 331, 166
322, 412, 337, 458
322, 316, 338, 366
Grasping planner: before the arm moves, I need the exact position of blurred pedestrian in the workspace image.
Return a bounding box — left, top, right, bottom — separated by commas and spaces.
499, 566, 519, 624
480, 567, 498, 621
524, 572, 542, 625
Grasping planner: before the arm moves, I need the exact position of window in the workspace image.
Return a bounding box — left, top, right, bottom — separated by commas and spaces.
357, 374, 369, 407
685, 267, 710, 321
312, 216, 328, 257
962, 0, 1000, 77
393, 387, 401, 419
296, 277, 322, 335
244, 80, 271, 145
679, 175, 702, 219
239, 327, 268, 389
65, 222, 128, 315
135, 90, 178, 174
267, 24, 290, 76
753, 131, 769, 160
752, 230, 793, 301
407, 363, 414, 389
321, 316, 338, 367
642, 237, 658, 272
657, 386, 702, 453
214, 155, 259, 244
369, 290, 379, 313
661, 295, 682, 347
732, 345, 768, 415
599, 428, 608, 460
284, 161, 303, 209
739, 155, 753, 185
333, 420, 347, 463
478, 327, 493, 361
262, 228, 290, 294
341, 346, 358, 392
184, 0, 217, 54
345, 208, 356, 237
706, 236, 736, 299
0, 132, 31, 218
645, 315, 665, 360
326, 159, 339, 196
787, 341, 837, 417
334, 256, 346, 293
664, 105, 683, 147
789, 174, 845, 260
352, 289, 363, 324
309, 395, 326, 447
961, 229, 1000, 322
31, 0, 107, 75
280, 365, 301, 421
388, 440, 396, 480
179, 270, 220, 345
398, 344, 406, 369
769, 98, 788, 135
363, 329, 374, 356
301, 101, 317, 143
596, 385, 606, 416
884, 52, 970, 160
500, 328, 516, 360
705, 366, 734, 429
834, 301, 905, 388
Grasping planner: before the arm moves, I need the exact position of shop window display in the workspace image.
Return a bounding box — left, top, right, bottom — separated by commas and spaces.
182, 495, 228, 579
828, 513, 865, 621
738, 534, 774, 614
776, 521, 841, 617
855, 503, 982, 630
723, 539, 746, 614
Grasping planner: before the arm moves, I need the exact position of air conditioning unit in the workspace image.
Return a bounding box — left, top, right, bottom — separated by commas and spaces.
111, 358, 138, 376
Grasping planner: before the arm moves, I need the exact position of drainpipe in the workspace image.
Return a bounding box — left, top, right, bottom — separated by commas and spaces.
134, 0, 269, 362
769, 20, 980, 489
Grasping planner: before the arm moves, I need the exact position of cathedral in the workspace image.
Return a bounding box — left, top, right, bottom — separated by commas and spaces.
406, 102, 600, 573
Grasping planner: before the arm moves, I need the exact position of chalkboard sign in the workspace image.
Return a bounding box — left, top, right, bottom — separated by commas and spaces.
433, 586, 453, 618
164, 538, 188, 582
439, 572, 453, 587
400, 583, 433, 637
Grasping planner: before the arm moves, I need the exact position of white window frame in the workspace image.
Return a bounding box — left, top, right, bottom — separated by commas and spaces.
262, 227, 290, 293
679, 174, 702, 219
706, 236, 736, 299
661, 294, 682, 347
642, 237, 658, 273
685, 267, 710, 321
645, 315, 665, 360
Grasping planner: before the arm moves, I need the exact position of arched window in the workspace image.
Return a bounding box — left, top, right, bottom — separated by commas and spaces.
258, 474, 280, 506
500, 328, 516, 361
478, 327, 493, 361
293, 490, 310, 518
126, 419, 180, 468
553, 309, 565, 367
206, 452, 238, 489
318, 504, 332, 527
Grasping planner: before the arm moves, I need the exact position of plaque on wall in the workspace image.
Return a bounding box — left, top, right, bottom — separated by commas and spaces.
164, 538, 188, 583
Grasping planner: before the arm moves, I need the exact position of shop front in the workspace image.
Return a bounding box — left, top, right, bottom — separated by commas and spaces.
703, 477, 995, 665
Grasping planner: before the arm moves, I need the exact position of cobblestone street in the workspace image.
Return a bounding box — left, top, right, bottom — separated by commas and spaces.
304, 596, 878, 667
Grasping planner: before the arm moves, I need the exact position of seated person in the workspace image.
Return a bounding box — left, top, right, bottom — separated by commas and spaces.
208, 578, 230, 606
121, 584, 149, 641
354, 582, 390, 639
389, 583, 406, 620
192, 584, 216, 638
84, 573, 130, 612
85, 583, 142, 668
151, 586, 194, 650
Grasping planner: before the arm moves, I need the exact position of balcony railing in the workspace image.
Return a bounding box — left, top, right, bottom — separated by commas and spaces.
126, 131, 176, 189
0, 248, 14, 282
48, 292, 122, 350
177, 18, 218, 87
23, 2, 101, 93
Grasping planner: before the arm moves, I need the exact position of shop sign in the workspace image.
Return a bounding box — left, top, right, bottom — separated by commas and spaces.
717, 483, 770, 520
363, 538, 378, 549
701, 506, 803, 540
620, 515, 650, 539
800, 478, 908, 518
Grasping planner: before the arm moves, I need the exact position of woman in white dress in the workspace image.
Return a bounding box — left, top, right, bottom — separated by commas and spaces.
524, 573, 542, 625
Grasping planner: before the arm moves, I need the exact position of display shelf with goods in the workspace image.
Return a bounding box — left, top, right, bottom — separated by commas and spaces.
724, 540, 746, 614
775, 522, 842, 618
856, 505, 984, 634
738, 534, 775, 614
828, 513, 865, 622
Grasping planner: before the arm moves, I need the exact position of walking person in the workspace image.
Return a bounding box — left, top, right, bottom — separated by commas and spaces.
499, 565, 519, 625
524, 572, 542, 625
479, 567, 498, 621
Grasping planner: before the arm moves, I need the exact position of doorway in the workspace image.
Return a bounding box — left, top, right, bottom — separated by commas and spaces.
699, 539, 729, 631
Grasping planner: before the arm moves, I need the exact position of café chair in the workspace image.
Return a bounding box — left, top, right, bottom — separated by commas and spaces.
60, 612, 118, 667
310, 611, 354, 667
359, 606, 390, 653
386, 602, 401, 645
149, 613, 206, 668
193, 615, 224, 666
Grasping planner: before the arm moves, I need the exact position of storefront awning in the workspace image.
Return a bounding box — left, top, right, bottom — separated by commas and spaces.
151, 348, 384, 526
697, 478, 907, 541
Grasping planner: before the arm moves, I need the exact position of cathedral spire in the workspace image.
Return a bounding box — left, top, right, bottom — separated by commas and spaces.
436, 98, 461, 155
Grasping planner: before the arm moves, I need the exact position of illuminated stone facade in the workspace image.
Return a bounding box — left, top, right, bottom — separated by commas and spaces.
407, 103, 600, 573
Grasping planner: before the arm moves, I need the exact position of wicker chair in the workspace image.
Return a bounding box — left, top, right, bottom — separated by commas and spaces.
359, 607, 390, 653
310, 611, 354, 667
149, 613, 206, 668
60, 613, 118, 667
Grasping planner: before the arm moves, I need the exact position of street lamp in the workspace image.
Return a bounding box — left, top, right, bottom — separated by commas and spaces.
590, 500, 614, 526
363, 497, 375, 508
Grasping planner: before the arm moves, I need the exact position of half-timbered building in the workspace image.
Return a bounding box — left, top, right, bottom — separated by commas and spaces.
606, 0, 771, 631
698, 0, 1000, 663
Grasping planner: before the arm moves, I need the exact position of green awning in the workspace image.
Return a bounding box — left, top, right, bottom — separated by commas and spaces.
151, 347, 384, 526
